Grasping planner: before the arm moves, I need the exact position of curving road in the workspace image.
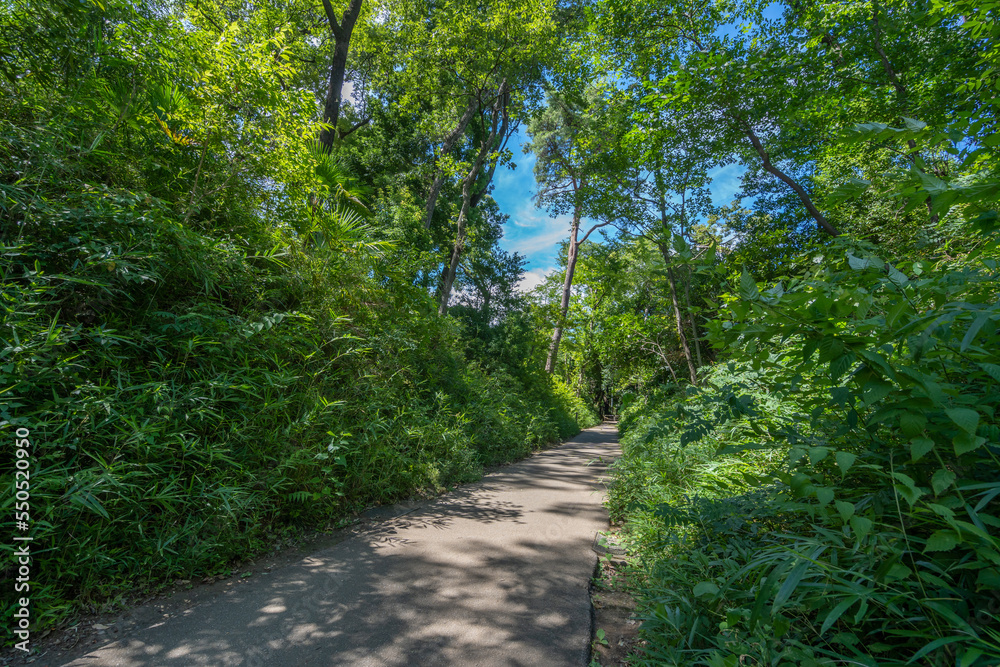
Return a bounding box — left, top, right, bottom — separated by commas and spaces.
54, 424, 619, 667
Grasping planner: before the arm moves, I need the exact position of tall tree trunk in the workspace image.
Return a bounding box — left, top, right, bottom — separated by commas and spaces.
438, 82, 509, 314
319, 0, 364, 152
545, 209, 581, 374
423, 175, 447, 230
653, 179, 699, 385
424, 95, 481, 229
682, 265, 703, 367
437, 207, 468, 315
438, 150, 486, 316
665, 262, 698, 385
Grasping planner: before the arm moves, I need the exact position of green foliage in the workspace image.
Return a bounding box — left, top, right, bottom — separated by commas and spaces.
585, 1, 1000, 664
609, 235, 1000, 665
0, 0, 589, 642
0, 154, 587, 637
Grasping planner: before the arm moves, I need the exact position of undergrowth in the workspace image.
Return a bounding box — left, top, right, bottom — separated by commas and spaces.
0, 56, 597, 640
609, 240, 1000, 667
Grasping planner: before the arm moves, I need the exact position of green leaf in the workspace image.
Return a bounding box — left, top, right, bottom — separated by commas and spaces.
847, 253, 872, 271
886, 264, 909, 285
961, 648, 985, 667
850, 516, 872, 541
857, 349, 897, 380
892, 472, 925, 506
961, 313, 991, 352
931, 468, 956, 496
819, 597, 857, 635
772, 615, 790, 639
979, 363, 1000, 382
976, 568, 1000, 589
928, 503, 956, 519
917, 170, 949, 196
739, 269, 759, 301
816, 487, 834, 506
835, 500, 855, 522
819, 336, 846, 363
910, 436, 934, 461
835, 451, 856, 477
773, 559, 811, 611
924, 530, 960, 552
830, 354, 854, 380
69, 489, 110, 519
910, 636, 969, 663
861, 380, 892, 405
946, 408, 979, 433
954, 431, 986, 456
749, 564, 784, 630
827, 178, 870, 206
693, 581, 720, 597
899, 411, 926, 437
886, 300, 910, 326
808, 447, 830, 465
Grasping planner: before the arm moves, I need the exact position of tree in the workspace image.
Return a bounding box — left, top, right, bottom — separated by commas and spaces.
438, 79, 513, 315
590, 0, 980, 241
318, 0, 365, 152
365, 0, 558, 313
613, 106, 716, 384
526, 85, 630, 373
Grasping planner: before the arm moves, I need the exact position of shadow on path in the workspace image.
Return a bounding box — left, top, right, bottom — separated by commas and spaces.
55, 424, 620, 667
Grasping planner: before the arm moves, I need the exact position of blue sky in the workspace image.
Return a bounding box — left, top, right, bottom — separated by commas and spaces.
492, 130, 747, 291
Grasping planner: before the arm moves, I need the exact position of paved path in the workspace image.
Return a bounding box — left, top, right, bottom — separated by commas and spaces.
57, 424, 619, 667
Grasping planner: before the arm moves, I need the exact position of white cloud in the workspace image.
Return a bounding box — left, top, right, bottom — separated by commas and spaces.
517, 268, 556, 293
492, 130, 579, 273
503, 207, 572, 257
495, 150, 536, 188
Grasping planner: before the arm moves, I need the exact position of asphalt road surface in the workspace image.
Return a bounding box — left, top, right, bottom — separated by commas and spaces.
55, 424, 620, 667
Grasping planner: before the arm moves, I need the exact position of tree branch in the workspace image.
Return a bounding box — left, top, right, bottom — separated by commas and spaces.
735, 114, 840, 236
338, 116, 371, 139
578, 220, 612, 245
320, 0, 343, 37
871, 0, 907, 99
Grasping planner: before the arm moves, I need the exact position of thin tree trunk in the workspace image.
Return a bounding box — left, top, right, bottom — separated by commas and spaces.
319, 0, 364, 152
666, 263, 698, 385
438, 151, 485, 316
653, 179, 699, 385
545, 209, 581, 374
438, 209, 468, 315
663, 356, 679, 383
642, 341, 679, 383
682, 265, 703, 367
423, 175, 447, 230
438, 82, 509, 315
424, 96, 480, 229
869, 5, 940, 225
